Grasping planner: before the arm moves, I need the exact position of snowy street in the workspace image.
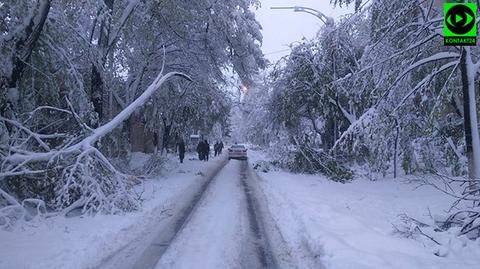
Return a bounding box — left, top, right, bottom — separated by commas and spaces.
2, 1, 480, 267
2, 151, 479, 269
0, 155, 276, 269
155, 160, 273, 269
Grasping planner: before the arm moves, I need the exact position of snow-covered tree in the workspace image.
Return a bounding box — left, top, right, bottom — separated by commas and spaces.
0, 0, 265, 226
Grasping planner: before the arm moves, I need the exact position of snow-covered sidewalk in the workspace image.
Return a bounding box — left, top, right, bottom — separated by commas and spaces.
251, 154, 480, 269
0, 154, 224, 269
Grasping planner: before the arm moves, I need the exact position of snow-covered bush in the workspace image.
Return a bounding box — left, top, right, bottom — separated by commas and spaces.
266, 136, 353, 182
56, 149, 141, 215
0, 198, 47, 230
413, 174, 480, 240
252, 160, 279, 173
143, 154, 169, 177
288, 146, 353, 183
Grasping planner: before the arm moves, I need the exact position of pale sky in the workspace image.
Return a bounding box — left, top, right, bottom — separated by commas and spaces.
255, 0, 354, 63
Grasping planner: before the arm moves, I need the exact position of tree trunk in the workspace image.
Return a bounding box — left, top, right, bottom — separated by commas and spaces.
460, 47, 480, 191
90, 0, 114, 126
393, 118, 399, 179
161, 118, 172, 154
0, 0, 51, 110
91, 64, 104, 126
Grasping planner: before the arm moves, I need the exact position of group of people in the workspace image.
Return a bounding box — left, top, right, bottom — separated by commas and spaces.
213, 141, 224, 157
196, 140, 210, 161
176, 138, 225, 163
196, 140, 225, 161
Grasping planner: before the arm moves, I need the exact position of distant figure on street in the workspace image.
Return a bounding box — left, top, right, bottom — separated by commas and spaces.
203, 140, 210, 161
219, 141, 224, 152
197, 140, 205, 161
177, 139, 186, 163
214, 141, 219, 157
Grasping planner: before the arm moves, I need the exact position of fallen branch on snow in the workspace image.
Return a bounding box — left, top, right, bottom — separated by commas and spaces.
0, 71, 191, 228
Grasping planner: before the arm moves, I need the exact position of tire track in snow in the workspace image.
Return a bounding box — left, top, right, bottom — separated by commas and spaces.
239, 160, 277, 268
155, 160, 277, 269
245, 163, 326, 269
155, 161, 247, 269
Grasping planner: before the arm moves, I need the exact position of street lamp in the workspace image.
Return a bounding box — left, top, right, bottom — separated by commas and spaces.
270, 6, 334, 26
240, 85, 248, 93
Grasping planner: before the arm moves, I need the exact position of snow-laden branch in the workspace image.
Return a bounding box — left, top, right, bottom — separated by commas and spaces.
373, 52, 460, 107
393, 60, 459, 112
330, 34, 438, 86
24, 106, 72, 117
0, 116, 51, 151
82, 71, 191, 146
331, 107, 377, 152
3, 71, 191, 166
1, 70, 192, 218
394, 52, 459, 83
106, 0, 139, 56
328, 97, 357, 125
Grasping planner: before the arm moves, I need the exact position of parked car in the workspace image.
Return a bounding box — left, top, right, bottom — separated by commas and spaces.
228, 144, 248, 160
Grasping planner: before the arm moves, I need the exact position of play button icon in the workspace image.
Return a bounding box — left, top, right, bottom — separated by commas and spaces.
446, 4, 476, 35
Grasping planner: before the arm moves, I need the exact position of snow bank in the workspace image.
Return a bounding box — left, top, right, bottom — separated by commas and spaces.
249, 150, 480, 268
128, 152, 151, 172
255, 166, 480, 269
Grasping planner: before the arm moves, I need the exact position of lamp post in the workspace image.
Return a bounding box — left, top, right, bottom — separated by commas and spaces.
270, 6, 334, 26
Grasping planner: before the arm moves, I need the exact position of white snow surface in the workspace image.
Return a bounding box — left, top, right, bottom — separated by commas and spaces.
3, 148, 480, 269
0, 153, 221, 269
249, 150, 480, 269
128, 151, 151, 172
155, 161, 249, 269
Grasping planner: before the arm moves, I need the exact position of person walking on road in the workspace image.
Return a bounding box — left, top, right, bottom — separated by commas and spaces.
218, 141, 224, 154
214, 141, 219, 157
203, 140, 210, 161
197, 140, 205, 161
177, 139, 186, 163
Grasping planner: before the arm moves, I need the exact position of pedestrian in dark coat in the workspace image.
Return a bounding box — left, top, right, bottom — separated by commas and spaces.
214, 142, 219, 157
177, 139, 186, 163
203, 140, 210, 161
219, 141, 224, 153
197, 141, 204, 161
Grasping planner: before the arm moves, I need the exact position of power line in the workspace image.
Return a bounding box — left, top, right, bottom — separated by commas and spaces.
264, 48, 291, 55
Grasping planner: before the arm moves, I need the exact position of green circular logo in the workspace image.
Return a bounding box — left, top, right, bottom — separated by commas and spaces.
446, 4, 476, 35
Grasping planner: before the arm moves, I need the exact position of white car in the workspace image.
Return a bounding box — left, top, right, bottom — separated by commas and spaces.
228, 144, 248, 160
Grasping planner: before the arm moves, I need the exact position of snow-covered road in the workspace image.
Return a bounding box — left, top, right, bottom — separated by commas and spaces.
155, 160, 274, 269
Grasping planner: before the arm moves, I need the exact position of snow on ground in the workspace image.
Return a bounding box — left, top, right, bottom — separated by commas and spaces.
129, 152, 151, 172
155, 160, 250, 269
249, 150, 480, 269
0, 153, 223, 269
3, 147, 480, 269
